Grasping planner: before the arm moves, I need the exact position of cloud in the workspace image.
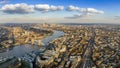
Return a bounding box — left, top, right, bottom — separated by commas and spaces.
1, 3, 34, 14
87, 8, 104, 14
65, 13, 93, 19
65, 14, 85, 19
0, 0, 9, 4
66, 5, 104, 14
0, 3, 103, 18
34, 4, 50, 12
50, 5, 64, 11
66, 5, 86, 12
34, 4, 64, 12
66, 5, 104, 19
0, 3, 64, 14
66, 5, 80, 11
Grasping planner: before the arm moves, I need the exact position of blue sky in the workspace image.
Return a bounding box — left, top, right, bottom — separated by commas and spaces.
0, 0, 120, 23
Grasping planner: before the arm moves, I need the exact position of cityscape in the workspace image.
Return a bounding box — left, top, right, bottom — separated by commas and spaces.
0, 0, 120, 68
0, 23, 120, 68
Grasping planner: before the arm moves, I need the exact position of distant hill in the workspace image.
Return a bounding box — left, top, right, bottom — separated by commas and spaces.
59, 23, 120, 26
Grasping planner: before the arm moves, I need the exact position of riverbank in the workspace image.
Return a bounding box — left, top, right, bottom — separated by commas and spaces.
0, 31, 53, 53
0, 46, 13, 53
0, 31, 65, 58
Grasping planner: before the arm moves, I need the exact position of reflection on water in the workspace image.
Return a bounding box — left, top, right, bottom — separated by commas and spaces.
0, 31, 65, 58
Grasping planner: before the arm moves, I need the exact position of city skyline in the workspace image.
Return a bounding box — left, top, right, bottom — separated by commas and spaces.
0, 0, 120, 24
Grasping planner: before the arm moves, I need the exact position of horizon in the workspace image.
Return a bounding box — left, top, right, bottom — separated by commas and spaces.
1, 22, 120, 25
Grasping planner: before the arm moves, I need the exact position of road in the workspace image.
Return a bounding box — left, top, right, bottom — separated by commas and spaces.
77, 30, 95, 68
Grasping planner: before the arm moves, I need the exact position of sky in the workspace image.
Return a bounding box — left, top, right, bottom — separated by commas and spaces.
0, 0, 120, 24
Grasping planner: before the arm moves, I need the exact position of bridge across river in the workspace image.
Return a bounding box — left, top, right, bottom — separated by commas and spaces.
0, 31, 65, 58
